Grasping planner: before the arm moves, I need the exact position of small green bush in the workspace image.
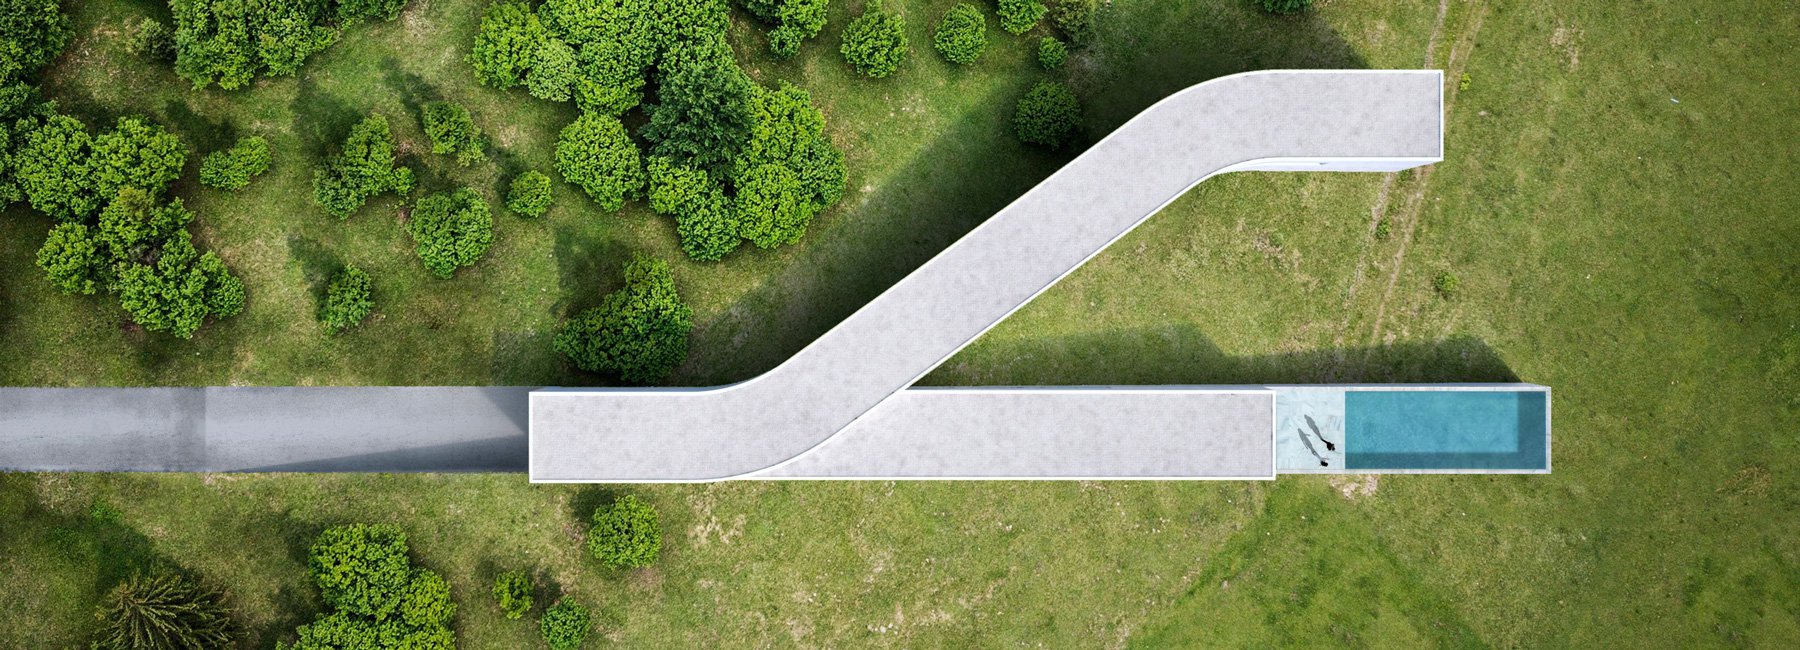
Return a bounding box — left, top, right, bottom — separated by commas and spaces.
506, 170, 554, 218
587, 494, 661, 569
320, 265, 374, 334
312, 113, 414, 220
840, 2, 909, 78
1255, 0, 1312, 15
528, 38, 578, 102
539, 600, 591, 650
555, 256, 693, 383
125, 17, 176, 62
0, 0, 72, 86
1050, 0, 1099, 45
94, 573, 237, 650
307, 524, 413, 621
1373, 218, 1392, 241
199, 136, 271, 190
421, 101, 486, 166
1012, 80, 1082, 148
1459, 73, 1472, 91
1037, 36, 1067, 70
996, 0, 1046, 35
556, 112, 644, 212
406, 188, 494, 279
398, 569, 456, 628
1433, 271, 1461, 298
35, 222, 103, 295
491, 571, 532, 620
933, 4, 988, 65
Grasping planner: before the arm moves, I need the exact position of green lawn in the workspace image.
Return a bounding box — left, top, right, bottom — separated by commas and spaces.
4, 0, 1799, 648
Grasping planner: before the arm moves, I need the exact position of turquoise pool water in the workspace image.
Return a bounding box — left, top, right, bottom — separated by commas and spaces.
1344, 390, 1549, 470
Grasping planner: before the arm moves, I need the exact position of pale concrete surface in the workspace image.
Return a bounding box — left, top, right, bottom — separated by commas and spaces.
531, 70, 1445, 481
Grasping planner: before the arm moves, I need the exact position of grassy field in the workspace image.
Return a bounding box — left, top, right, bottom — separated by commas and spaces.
4, 0, 1799, 648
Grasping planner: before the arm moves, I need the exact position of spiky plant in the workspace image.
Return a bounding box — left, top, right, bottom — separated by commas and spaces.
94, 573, 236, 650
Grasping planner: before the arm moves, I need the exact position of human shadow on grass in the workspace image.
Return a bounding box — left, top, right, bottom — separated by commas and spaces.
679, 6, 1370, 386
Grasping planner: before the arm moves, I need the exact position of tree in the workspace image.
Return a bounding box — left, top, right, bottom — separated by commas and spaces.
285, 612, 454, 650
1012, 80, 1082, 148
647, 157, 739, 261
0, 82, 52, 206
734, 163, 808, 249
97, 189, 193, 264
126, 17, 177, 63
1256, 0, 1313, 15
320, 266, 374, 333
89, 116, 187, 203
933, 3, 988, 65
491, 571, 532, 620
0, 0, 72, 85
554, 255, 692, 383
306, 524, 413, 621
539, 600, 591, 650
199, 136, 271, 190
1050, 0, 1099, 45
587, 494, 661, 568
406, 188, 494, 279
16, 114, 98, 221
740, 0, 829, 58
556, 112, 644, 212
574, 39, 648, 115
170, 0, 337, 90
1037, 36, 1067, 70
313, 113, 414, 219
528, 38, 578, 102
839, 2, 908, 78
506, 170, 554, 218
114, 232, 245, 338
398, 569, 455, 629
996, 0, 1046, 35
640, 35, 755, 173
93, 573, 236, 650
467, 1, 546, 89
737, 83, 845, 211
421, 101, 486, 166
35, 223, 104, 295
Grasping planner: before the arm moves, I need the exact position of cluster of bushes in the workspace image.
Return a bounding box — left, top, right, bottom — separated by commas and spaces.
0, 0, 70, 88
739, 0, 830, 58
169, 0, 411, 90
285, 524, 456, 650
840, 2, 908, 78
489, 572, 592, 649
199, 135, 271, 190
555, 255, 693, 383
312, 113, 415, 219
94, 573, 237, 650
470, 0, 847, 262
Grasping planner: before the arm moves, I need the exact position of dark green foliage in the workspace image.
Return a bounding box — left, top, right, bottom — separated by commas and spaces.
738, 83, 845, 210
1433, 271, 1461, 298
283, 611, 454, 650
1037, 36, 1067, 69
996, 0, 1046, 35
1255, 0, 1313, 14
587, 494, 661, 568
539, 600, 591, 650
96, 188, 193, 264
528, 38, 578, 102
406, 188, 494, 279
641, 35, 756, 173
312, 113, 414, 219
420, 101, 485, 166
1050, 0, 1099, 45
506, 170, 554, 217
89, 116, 186, 202
554, 256, 692, 383
840, 3, 908, 78
35, 222, 103, 295
126, 17, 177, 63
741, 0, 829, 58
734, 163, 807, 249
933, 4, 987, 65
338, 0, 410, 24
398, 570, 455, 628
169, 0, 335, 90
647, 157, 739, 261
320, 265, 374, 333
306, 524, 412, 621
574, 39, 647, 115
93, 573, 236, 650
556, 112, 644, 212
17, 114, 99, 221
491, 571, 532, 620
114, 231, 245, 339
0, 0, 72, 85
0, 82, 51, 205
198, 136, 270, 190
467, 1, 547, 89
1012, 80, 1082, 148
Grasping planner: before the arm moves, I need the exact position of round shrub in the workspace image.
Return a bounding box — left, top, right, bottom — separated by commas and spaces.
126, 17, 176, 62
421, 101, 486, 166
734, 163, 808, 250
933, 4, 988, 65
89, 116, 186, 204
539, 600, 591, 650
1433, 271, 1461, 298
528, 38, 577, 102
17, 114, 100, 221
406, 188, 494, 279
94, 573, 236, 650
647, 157, 740, 262
555, 256, 692, 383
312, 113, 414, 220
199, 135, 271, 190
587, 494, 661, 569
399, 569, 456, 628
491, 571, 532, 620
1012, 80, 1082, 149
506, 170, 554, 218
1256, 0, 1313, 15
35, 223, 103, 295
840, 3, 908, 78
1050, 0, 1099, 45
996, 0, 1046, 35
307, 524, 413, 621
0, 0, 72, 85
1037, 36, 1067, 70
556, 112, 644, 212
320, 265, 374, 334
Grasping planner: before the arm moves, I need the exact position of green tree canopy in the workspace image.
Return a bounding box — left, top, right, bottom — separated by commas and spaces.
16, 114, 98, 221
506, 170, 555, 218
94, 573, 236, 650
1013, 80, 1082, 148
641, 35, 756, 173
540, 600, 591, 650
199, 135, 271, 190
421, 101, 485, 166
996, 0, 1046, 35
491, 571, 532, 620
320, 265, 374, 333
467, 1, 546, 88
734, 163, 808, 250
554, 256, 692, 383
406, 188, 494, 279
741, 0, 829, 58
1037, 36, 1067, 70
647, 156, 740, 261
306, 524, 413, 621
0, 0, 72, 85
840, 2, 909, 78
933, 3, 988, 65
313, 113, 414, 219
89, 116, 186, 200
114, 231, 245, 339
528, 38, 578, 102
556, 112, 644, 212
587, 494, 662, 568
34, 222, 104, 295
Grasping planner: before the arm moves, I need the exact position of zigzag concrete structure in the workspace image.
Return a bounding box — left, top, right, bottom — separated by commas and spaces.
531, 70, 1454, 482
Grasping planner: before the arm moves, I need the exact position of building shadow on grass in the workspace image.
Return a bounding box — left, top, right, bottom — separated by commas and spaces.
678, 5, 1372, 386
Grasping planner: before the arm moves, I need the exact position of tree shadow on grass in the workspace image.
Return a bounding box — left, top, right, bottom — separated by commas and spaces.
159, 99, 239, 155
290, 75, 362, 162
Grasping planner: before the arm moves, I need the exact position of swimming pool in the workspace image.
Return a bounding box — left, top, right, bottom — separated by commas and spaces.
1344, 389, 1550, 471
